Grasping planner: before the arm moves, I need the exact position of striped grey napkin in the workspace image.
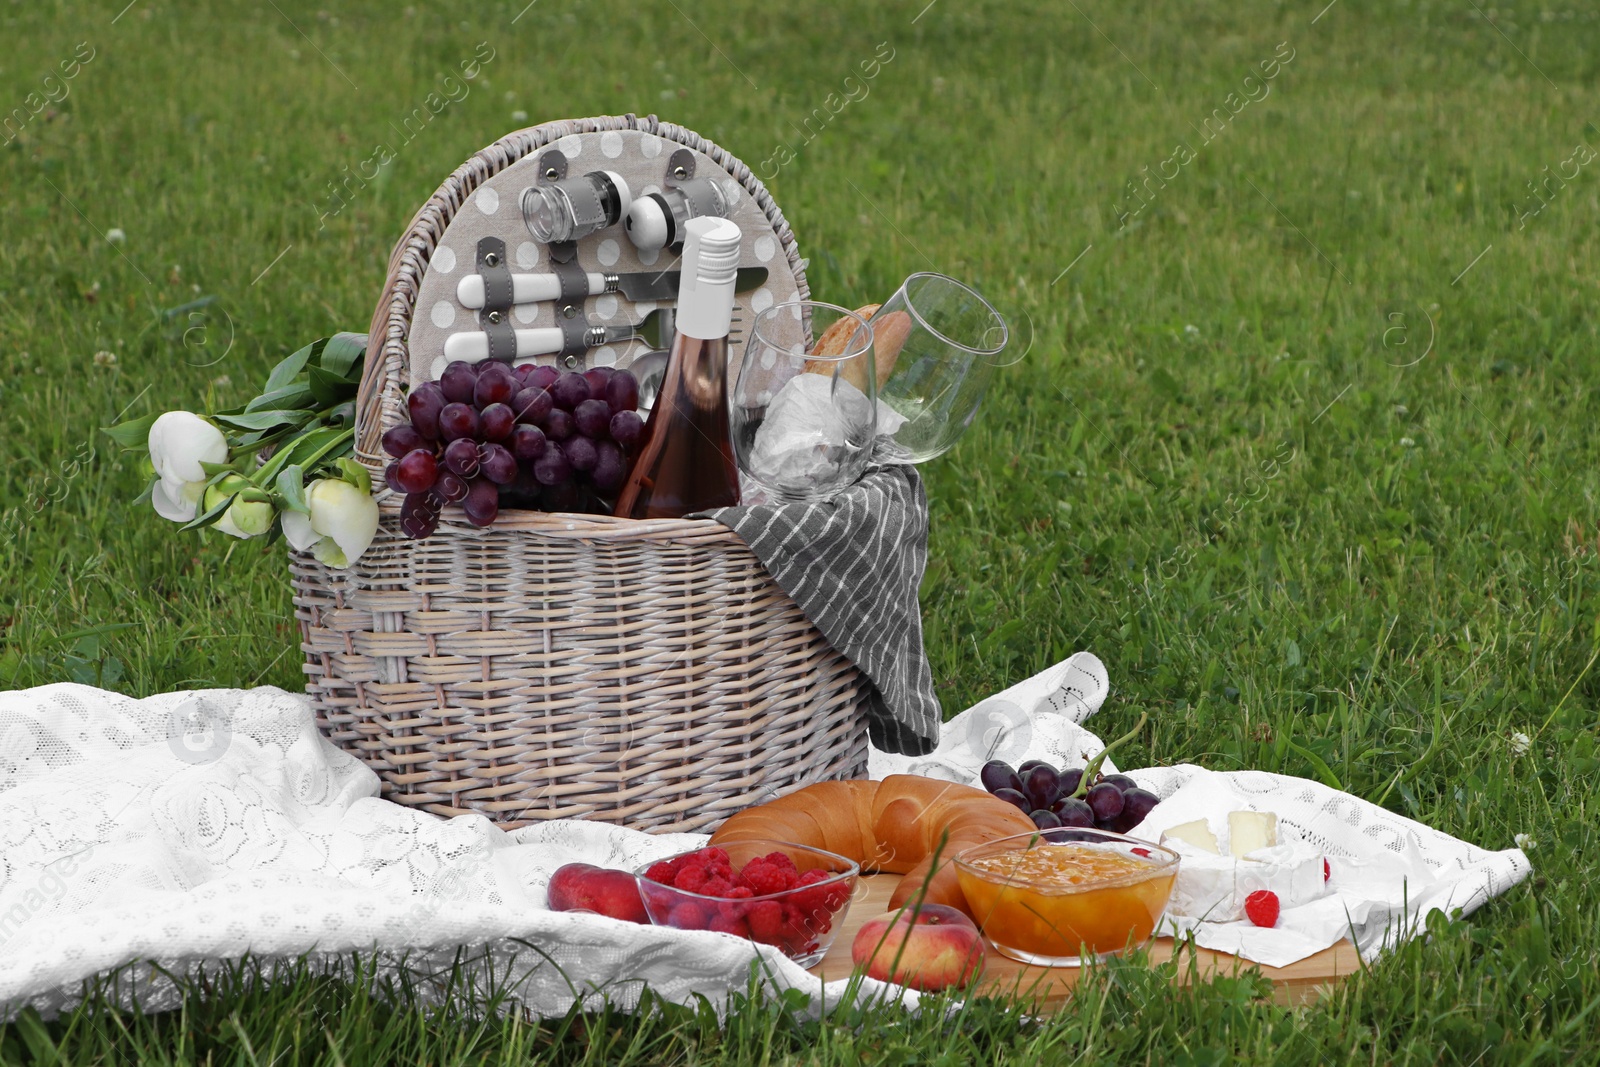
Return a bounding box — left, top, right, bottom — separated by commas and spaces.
699, 464, 939, 756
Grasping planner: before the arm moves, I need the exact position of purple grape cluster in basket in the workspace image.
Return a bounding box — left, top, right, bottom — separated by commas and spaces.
980, 759, 1161, 834
384, 361, 644, 536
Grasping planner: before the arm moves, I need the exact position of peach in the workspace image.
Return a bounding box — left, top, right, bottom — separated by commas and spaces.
546, 863, 649, 924
850, 902, 985, 991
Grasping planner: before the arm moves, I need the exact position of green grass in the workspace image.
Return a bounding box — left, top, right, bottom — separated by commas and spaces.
3, 0, 1599, 1061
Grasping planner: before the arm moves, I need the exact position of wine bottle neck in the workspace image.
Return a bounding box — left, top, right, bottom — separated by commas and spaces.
676, 217, 741, 339
666, 334, 728, 407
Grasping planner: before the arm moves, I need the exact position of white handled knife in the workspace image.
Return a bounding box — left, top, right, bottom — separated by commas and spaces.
456, 266, 767, 309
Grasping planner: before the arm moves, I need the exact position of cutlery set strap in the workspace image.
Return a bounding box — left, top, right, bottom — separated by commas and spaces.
475, 237, 519, 363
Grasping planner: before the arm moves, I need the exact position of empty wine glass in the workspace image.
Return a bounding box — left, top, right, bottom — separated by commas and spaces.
873, 273, 1011, 463
731, 301, 877, 503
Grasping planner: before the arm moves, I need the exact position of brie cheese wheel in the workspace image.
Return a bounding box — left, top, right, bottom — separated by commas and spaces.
1164, 841, 1242, 921
1236, 842, 1326, 910
1164, 838, 1327, 922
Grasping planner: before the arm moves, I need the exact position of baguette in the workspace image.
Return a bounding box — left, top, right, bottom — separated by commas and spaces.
804, 303, 911, 391
708, 775, 1035, 918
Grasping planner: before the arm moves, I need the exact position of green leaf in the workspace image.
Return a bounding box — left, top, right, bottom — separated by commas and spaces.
261, 341, 317, 396
215, 409, 311, 432
307, 364, 358, 407
255, 425, 351, 485
333, 457, 369, 490
244, 384, 316, 413
198, 460, 241, 478
100, 412, 160, 450
318, 332, 366, 379
132, 480, 155, 507
180, 491, 234, 531
276, 465, 310, 514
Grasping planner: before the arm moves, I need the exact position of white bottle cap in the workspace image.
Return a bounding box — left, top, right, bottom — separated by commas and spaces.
625, 192, 673, 252
676, 217, 742, 340
600, 170, 633, 221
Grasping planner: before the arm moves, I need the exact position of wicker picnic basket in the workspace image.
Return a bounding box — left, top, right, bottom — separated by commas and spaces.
289, 116, 871, 834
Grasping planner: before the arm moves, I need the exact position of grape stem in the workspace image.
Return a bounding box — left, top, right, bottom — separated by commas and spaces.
1070, 711, 1149, 799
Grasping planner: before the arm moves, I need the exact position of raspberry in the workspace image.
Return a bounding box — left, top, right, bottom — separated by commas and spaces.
644, 862, 677, 886
675, 865, 711, 894
667, 901, 711, 930
746, 900, 785, 944
727, 886, 753, 899
700, 876, 734, 898
737, 861, 791, 897
1324, 858, 1332, 882
708, 911, 751, 939
790, 869, 832, 916
699, 847, 731, 868
780, 901, 807, 934
762, 851, 797, 872
1244, 890, 1280, 928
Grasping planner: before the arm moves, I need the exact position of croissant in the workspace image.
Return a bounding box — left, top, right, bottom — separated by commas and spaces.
709, 776, 1035, 918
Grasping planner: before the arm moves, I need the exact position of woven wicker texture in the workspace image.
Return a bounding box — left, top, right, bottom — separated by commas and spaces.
291, 115, 870, 832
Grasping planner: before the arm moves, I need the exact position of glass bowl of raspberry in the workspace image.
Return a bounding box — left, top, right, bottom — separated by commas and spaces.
636, 840, 860, 967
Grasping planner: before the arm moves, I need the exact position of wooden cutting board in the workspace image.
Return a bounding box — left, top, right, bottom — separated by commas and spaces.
807, 874, 1361, 1008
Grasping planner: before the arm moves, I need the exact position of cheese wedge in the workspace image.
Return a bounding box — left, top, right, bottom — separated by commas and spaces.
1165, 838, 1326, 922
1227, 810, 1278, 858
1160, 818, 1221, 855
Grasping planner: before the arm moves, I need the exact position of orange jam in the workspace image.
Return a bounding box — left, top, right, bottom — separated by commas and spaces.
956, 844, 1176, 960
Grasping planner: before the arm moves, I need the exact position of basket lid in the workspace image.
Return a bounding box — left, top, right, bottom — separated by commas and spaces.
357, 115, 810, 467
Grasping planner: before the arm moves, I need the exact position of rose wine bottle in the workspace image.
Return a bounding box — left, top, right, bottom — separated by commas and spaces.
612, 216, 743, 519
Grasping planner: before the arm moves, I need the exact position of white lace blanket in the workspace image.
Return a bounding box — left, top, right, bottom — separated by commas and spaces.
0, 654, 1527, 1019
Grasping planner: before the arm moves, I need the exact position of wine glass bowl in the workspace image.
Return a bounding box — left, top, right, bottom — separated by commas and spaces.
731, 301, 878, 503
874, 272, 1011, 464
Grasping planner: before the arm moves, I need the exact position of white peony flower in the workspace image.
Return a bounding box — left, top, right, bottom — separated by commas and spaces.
151, 478, 207, 522
286, 478, 378, 568
147, 411, 228, 522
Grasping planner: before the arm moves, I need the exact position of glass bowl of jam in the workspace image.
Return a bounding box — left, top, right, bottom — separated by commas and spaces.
954, 828, 1180, 967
